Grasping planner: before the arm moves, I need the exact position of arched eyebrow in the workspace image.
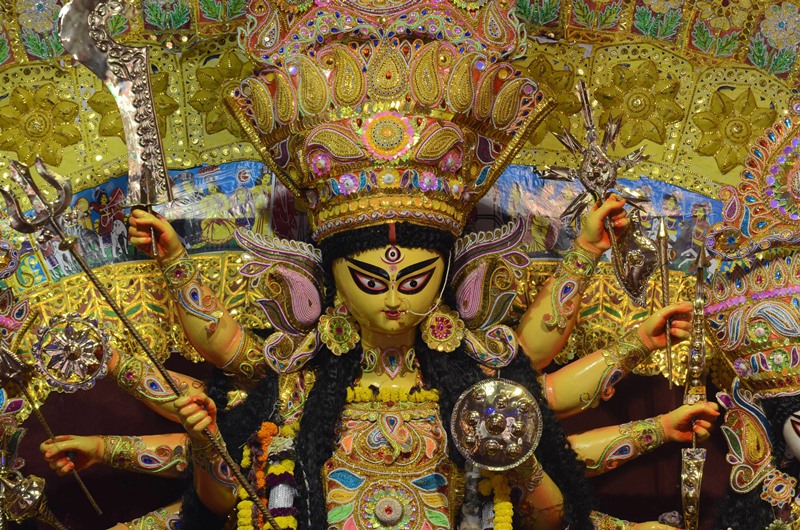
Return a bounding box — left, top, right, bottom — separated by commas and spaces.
345, 257, 390, 280
344, 256, 440, 281
397, 257, 440, 279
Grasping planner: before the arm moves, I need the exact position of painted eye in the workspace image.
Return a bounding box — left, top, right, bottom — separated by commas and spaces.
383, 245, 402, 264
349, 269, 388, 294
398, 270, 434, 294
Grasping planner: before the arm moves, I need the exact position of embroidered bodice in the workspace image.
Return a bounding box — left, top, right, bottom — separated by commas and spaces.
323, 398, 462, 530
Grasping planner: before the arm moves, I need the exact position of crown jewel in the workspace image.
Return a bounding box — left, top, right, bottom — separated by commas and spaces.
228, 0, 553, 240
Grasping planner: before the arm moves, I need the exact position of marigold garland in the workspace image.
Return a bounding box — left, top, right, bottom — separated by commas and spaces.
477, 471, 514, 530
236, 421, 299, 530
346, 386, 440, 403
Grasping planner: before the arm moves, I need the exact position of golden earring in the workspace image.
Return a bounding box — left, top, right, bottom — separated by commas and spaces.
420, 305, 465, 353
318, 305, 360, 355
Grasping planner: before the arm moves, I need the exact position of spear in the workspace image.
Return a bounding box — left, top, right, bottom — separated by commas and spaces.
680, 239, 708, 530
656, 217, 673, 389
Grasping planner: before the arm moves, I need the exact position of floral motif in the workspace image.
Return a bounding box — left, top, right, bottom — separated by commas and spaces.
89, 72, 178, 142
761, 3, 800, 49
696, 0, 750, 31
693, 89, 777, 174
310, 151, 331, 176
0, 84, 80, 166
17, 0, 59, 33
644, 0, 683, 14
337, 173, 359, 195
594, 60, 684, 148
188, 51, 253, 136
418, 171, 439, 192
440, 148, 462, 172
526, 54, 581, 147
361, 111, 415, 161
748, 321, 771, 344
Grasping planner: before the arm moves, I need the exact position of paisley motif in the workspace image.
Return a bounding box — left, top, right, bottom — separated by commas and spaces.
324, 399, 455, 530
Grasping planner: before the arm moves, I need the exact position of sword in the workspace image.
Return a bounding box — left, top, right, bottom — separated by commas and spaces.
58, 0, 172, 256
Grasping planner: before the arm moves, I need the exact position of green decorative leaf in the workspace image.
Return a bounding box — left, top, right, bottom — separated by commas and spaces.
656, 8, 682, 40
146, 303, 168, 316
517, 0, 534, 20
106, 14, 129, 37
633, 5, 656, 37
748, 34, 769, 69
769, 47, 797, 74
226, 0, 247, 20
125, 302, 143, 318
327, 504, 353, 524
715, 31, 740, 57
597, 1, 622, 30
200, 0, 223, 21
0, 34, 9, 66
425, 509, 450, 527
143, 0, 166, 29
20, 29, 51, 59
572, 0, 595, 29
170, 0, 191, 29
720, 426, 743, 460
691, 19, 714, 54
46, 32, 64, 57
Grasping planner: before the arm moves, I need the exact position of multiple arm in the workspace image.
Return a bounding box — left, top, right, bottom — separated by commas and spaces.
40, 433, 189, 478
543, 302, 692, 418
517, 195, 629, 370
568, 402, 718, 478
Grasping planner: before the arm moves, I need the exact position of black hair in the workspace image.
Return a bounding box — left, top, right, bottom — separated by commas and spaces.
183, 222, 593, 529
713, 393, 800, 529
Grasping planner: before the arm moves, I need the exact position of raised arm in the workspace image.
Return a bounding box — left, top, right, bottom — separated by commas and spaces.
129, 210, 268, 380
517, 195, 629, 370
40, 432, 189, 479
568, 402, 719, 477
543, 302, 692, 418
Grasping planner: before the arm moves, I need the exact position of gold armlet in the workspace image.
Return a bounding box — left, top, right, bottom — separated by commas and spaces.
602, 328, 649, 374
544, 240, 601, 330
190, 430, 226, 469
160, 250, 197, 294
221, 331, 268, 381
101, 435, 144, 471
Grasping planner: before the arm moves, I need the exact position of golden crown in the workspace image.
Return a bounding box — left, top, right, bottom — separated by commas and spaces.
706, 252, 800, 397
705, 110, 800, 396
227, 0, 554, 241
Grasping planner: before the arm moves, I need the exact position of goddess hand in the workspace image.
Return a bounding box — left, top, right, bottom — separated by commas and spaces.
175, 394, 218, 440
576, 194, 629, 254
638, 301, 693, 351
661, 402, 720, 444
128, 209, 184, 261
40, 435, 103, 476
633, 523, 679, 530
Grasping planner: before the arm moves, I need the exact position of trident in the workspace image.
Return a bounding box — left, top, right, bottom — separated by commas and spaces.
1, 159, 284, 528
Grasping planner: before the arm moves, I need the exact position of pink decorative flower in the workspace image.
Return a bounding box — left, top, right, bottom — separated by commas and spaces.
419, 171, 438, 192
310, 151, 331, 176
338, 173, 359, 195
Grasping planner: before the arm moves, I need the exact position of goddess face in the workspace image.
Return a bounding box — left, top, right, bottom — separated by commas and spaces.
782, 410, 800, 459
332, 245, 445, 335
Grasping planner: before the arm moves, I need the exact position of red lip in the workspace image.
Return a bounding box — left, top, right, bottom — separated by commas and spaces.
383, 310, 402, 319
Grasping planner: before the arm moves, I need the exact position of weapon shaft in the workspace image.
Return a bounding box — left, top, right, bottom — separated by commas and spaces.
18, 385, 101, 515
657, 217, 673, 389
43, 220, 283, 530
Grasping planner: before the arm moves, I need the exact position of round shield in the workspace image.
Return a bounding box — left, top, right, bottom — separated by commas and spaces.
450, 378, 543, 471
